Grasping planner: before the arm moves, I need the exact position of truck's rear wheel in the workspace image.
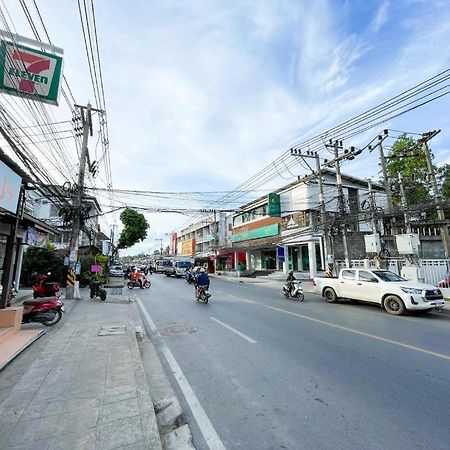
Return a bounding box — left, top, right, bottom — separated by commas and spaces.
384, 295, 405, 315
323, 287, 338, 303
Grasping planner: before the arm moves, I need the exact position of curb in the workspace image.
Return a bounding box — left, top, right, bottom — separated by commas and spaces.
135, 299, 195, 449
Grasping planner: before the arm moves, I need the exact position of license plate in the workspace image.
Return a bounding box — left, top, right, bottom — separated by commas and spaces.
61, 305, 66, 312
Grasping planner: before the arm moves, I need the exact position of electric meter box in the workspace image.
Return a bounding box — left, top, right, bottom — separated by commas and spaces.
401, 265, 424, 283
395, 234, 420, 254
364, 234, 381, 253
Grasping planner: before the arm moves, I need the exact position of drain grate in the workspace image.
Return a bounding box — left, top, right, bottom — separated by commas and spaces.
98, 325, 127, 336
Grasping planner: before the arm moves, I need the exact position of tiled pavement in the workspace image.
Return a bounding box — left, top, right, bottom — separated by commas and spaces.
0, 294, 161, 450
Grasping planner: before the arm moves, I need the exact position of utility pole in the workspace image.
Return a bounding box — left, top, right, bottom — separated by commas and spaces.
325, 140, 350, 268
421, 130, 450, 258
367, 179, 377, 234
66, 103, 92, 299
290, 149, 333, 275
398, 173, 412, 234
155, 238, 163, 256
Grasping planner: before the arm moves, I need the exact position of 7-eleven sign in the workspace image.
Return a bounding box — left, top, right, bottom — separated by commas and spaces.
0, 39, 63, 105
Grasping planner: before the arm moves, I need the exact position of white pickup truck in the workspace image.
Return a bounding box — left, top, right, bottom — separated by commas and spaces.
313, 268, 445, 315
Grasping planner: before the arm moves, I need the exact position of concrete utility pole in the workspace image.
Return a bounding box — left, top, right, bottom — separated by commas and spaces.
421, 130, 450, 259
315, 153, 333, 275
290, 149, 333, 275
375, 130, 392, 211
66, 103, 92, 299
367, 179, 377, 234
398, 173, 412, 234
329, 140, 350, 268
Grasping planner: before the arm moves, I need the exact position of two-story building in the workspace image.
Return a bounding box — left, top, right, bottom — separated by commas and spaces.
230, 170, 387, 278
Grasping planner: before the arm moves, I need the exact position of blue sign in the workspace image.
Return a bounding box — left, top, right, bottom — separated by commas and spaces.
0, 159, 21, 213
277, 246, 285, 262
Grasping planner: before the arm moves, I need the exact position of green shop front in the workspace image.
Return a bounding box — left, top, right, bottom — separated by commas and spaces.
231, 221, 283, 271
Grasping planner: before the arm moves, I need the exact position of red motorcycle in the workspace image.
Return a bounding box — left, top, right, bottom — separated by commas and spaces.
22, 297, 65, 326
32, 272, 61, 299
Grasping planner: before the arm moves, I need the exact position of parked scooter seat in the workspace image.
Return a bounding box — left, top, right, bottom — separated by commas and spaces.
23, 298, 56, 306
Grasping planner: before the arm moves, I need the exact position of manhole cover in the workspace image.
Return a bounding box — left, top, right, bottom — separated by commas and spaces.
98, 325, 127, 336
109, 287, 123, 295
160, 323, 199, 335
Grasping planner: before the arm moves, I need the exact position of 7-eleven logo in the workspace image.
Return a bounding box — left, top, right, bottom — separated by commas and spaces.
11, 50, 50, 94
2, 42, 57, 98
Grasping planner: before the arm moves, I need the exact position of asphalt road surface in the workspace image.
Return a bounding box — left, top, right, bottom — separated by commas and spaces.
134, 274, 450, 450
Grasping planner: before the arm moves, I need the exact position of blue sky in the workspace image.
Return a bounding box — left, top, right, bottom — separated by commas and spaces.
3, 0, 450, 255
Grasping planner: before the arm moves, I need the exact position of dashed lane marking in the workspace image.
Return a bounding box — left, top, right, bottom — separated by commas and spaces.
210, 317, 258, 344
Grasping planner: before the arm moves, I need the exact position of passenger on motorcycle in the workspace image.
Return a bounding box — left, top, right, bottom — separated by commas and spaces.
195, 268, 210, 298
133, 268, 144, 288
286, 270, 296, 296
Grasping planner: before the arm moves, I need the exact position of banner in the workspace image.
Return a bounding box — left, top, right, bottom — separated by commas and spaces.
25, 227, 47, 248
0, 39, 63, 105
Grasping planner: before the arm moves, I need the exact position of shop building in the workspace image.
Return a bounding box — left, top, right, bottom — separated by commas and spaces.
231, 170, 386, 277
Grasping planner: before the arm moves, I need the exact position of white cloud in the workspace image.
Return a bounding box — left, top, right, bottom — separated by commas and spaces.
370, 0, 389, 33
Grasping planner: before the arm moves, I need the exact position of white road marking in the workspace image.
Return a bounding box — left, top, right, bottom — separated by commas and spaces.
210, 317, 258, 344
136, 299, 226, 450
265, 305, 450, 362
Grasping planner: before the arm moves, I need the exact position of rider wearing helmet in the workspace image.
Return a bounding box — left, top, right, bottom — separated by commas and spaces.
195, 267, 210, 298
286, 270, 296, 296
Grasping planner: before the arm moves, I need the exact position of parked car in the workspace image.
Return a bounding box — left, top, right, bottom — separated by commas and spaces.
109, 265, 124, 277
313, 268, 445, 315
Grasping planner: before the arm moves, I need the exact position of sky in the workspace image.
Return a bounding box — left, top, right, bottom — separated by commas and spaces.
2, 0, 450, 256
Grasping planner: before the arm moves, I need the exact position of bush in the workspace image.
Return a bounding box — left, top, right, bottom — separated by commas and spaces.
79, 255, 109, 287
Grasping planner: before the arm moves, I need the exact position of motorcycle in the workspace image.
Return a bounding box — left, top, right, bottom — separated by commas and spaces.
22, 296, 65, 326
282, 280, 304, 301
32, 272, 61, 299
185, 271, 196, 284
89, 281, 107, 301
196, 286, 211, 303
127, 278, 151, 289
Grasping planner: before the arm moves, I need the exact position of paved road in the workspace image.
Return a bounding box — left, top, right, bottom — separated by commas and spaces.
135, 274, 450, 450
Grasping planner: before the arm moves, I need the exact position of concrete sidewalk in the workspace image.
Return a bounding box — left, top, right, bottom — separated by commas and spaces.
0, 293, 162, 450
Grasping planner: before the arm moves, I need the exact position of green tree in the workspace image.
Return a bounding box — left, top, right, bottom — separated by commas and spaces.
21, 243, 64, 286
385, 134, 431, 207
437, 164, 450, 200
117, 208, 149, 249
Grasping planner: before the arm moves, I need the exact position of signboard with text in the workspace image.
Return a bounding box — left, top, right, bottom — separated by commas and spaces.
0, 39, 63, 105
0, 159, 21, 213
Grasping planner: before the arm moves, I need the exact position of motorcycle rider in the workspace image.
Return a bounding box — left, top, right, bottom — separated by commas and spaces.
133, 268, 144, 288
286, 270, 296, 297
195, 268, 210, 298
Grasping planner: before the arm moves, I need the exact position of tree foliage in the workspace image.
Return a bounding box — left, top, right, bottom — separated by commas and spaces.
385, 134, 431, 207
117, 208, 149, 249
21, 244, 64, 286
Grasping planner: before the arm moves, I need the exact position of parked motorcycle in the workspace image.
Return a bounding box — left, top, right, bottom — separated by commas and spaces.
282, 280, 304, 301
89, 281, 107, 301
127, 278, 151, 289
22, 297, 65, 326
32, 272, 61, 299
196, 286, 211, 303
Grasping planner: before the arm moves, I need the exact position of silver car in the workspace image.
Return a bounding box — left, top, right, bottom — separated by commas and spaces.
109, 265, 124, 277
